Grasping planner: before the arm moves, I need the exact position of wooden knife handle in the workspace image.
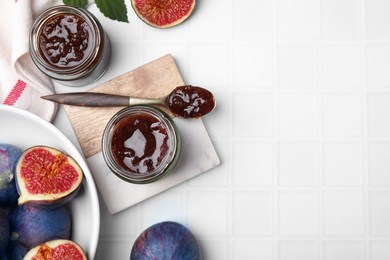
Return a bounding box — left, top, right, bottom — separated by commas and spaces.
43, 92, 130, 107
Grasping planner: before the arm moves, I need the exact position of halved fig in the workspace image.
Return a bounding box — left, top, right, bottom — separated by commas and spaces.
131, 0, 196, 29
15, 146, 83, 206
23, 239, 87, 260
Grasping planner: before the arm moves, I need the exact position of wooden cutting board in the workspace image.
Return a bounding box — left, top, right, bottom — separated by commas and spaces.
63, 54, 184, 158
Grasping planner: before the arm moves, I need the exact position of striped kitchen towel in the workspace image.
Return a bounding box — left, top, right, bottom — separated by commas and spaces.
0, 0, 61, 121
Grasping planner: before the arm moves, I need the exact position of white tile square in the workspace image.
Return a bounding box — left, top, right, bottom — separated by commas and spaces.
142, 21, 188, 40
232, 191, 273, 235
99, 201, 138, 236
367, 93, 390, 136
278, 191, 318, 235
277, 0, 318, 39
278, 45, 318, 88
321, 0, 361, 40
369, 191, 390, 236
187, 191, 228, 236
278, 142, 318, 186
189, 0, 228, 41
232, 92, 274, 137
91, 4, 141, 43
141, 189, 185, 227
277, 93, 318, 137
103, 42, 142, 79
323, 191, 364, 235
366, 0, 390, 40
199, 240, 227, 260
366, 44, 390, 88
202, 90, 230, 139
232, 141, 273, 186
368, 141, 390, 186
188, 43, 228, 87
323, 142, 363, 186
233, 0, 273, 40
232, 240, 273, 260
321, 44, 361, 88
324, 241, 364, 260
142, 43, 188, 66
96, 240, 136, 260
279, 241, 319, 260
370, 241, 390, 260
322, 93, 362, 136
232, 44, 273, 88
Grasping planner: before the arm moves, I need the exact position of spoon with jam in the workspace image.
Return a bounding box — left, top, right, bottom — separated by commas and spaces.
42, 85, 216, 118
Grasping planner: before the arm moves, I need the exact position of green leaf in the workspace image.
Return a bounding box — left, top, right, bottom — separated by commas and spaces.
95, 0, 129, 23
63, 0, 88, 8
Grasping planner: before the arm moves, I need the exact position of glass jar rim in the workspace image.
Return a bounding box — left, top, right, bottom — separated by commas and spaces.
102, 105, 181, 184
30, 5, 102, 76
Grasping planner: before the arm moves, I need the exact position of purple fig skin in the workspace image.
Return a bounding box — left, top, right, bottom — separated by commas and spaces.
8, 205, 71, 253
14, 184, 83, 210
130, 221, 202, 260
0, 208, 9, 258
3, 241, 27, 260
0, 144, 22, 207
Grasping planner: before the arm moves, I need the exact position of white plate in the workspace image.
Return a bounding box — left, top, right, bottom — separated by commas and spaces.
0, 105, 100, 259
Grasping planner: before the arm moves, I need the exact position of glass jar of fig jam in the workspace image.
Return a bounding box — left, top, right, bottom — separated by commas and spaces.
102, 106, 181, 184
30, 5, 111, 86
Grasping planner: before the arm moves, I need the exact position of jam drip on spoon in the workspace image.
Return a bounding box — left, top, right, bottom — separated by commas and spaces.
167, 85, 215, 118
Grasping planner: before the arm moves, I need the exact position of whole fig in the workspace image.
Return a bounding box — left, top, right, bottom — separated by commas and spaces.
0, 207, 9, 258
0, 144, 22, 207
130, 221, 202, 260
8, 204, 71, 253
4, 240, 27, 260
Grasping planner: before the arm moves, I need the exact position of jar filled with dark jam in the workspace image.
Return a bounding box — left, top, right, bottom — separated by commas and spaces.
102, 106, 181, 184
30, 5, 111, 86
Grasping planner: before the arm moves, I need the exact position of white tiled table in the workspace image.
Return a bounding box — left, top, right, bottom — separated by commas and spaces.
53, 0, 390, 259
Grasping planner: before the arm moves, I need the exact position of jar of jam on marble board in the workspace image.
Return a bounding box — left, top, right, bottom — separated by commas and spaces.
30, 5, 111, 86
102, 106, 181, 184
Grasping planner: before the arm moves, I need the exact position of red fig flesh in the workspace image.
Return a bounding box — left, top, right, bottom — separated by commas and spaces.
131, 0, 196, 29
23, 239, 87, 260
16, 146, 83, 206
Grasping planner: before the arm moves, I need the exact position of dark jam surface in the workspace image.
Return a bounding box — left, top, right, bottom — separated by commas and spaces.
167, 85, 215, 118
38, 13, 92, 68
111, 113, 169, 174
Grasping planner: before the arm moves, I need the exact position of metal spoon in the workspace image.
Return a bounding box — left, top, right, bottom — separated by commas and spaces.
41, 85, 216, 118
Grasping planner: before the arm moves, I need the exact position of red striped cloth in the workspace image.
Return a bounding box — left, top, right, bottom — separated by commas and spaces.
0, 0, 58, 121
3, 80, 27, 106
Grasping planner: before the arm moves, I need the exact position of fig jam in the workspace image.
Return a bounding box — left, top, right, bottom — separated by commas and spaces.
39, 13, 92, 68
102, 106, 181, 184
111, 113, 169, 174
167, 85, 215, 118
30, 6, 111, 86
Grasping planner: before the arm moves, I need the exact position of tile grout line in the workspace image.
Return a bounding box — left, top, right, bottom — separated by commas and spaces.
362, 0, 370, 259
138, 20, 146, 238
317, 0, 324, 258
184, 11, 190, 242
273, 0, 279, 258
227, 0, 234, 258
